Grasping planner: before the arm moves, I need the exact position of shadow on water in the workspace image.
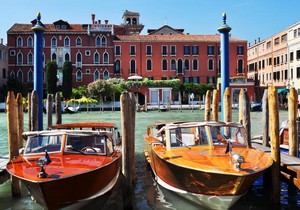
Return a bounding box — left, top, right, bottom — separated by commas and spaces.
0, 110, 299, 209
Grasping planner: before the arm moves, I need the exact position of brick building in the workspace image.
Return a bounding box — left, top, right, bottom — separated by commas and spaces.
6, 10, 250, 104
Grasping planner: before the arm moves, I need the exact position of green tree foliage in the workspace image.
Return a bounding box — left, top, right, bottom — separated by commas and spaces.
45, 60, 58, 94
6, 77, 28, 98
62, 61, 73, 100
72, 86, 87, 99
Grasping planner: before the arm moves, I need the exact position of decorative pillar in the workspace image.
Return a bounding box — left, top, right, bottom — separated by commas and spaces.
31, 13, 45, 130
217, 13, 231, 122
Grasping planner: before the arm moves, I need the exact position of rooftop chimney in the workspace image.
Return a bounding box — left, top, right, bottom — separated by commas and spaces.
254, 39, 257, 44
258, 37, 260, 43
98, 20, 101, 25
0, 38, 3, 45
105, 20, 108, 24
91, 14, 95, 24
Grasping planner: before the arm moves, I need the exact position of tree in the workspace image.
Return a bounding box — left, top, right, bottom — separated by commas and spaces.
6, 77, 28, 98
62, 61, 73, 100
45, 60, 58, 94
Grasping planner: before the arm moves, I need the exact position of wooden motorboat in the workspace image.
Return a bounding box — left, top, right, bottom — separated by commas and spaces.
6, 122, 122, 210
144, 121, 273, 210
279, 120, 300, 156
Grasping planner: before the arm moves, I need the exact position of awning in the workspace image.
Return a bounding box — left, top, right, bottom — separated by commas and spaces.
278, 88, 289, 94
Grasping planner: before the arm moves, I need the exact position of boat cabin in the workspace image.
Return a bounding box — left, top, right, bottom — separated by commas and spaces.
23, 130, 115, 156
149, 121, 248, 151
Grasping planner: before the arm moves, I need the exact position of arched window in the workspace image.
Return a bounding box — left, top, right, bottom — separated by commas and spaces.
103, 70, 109, 80
132, 18, 137, 24
130, 60, 136, 74
17, 36, 23, 47
192, 59, 198, 71
170, 59, 176, 70
10, 71, 15, 78
51, 37, 57, 47
208, 59, 214, 71
94, 69, 100, 81
64, 37, 70, 47
76, 70, 82, 82
17, 52, 23, 65
17, 70, 23, 82
52, 53, 57, 61
114, 60, 121, 74
162, 59, 167, 71
28, 70, 33, 82
184, 59, 189, 70
96, 36, 101, 46
101, 36, 107, 46
27, 36, 33, 47
94, 52, 100, 63
238, 59, 244, 74
28, 52, 33, 65
76, 37, 82, 46
146, 59, 152, 71
103, 52, 109, 64
76, 52, 82, 62
177, 59, 183, 74
65, 53, 70, 61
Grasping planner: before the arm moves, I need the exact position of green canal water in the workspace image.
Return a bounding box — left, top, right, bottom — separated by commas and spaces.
0, 110, 298, 210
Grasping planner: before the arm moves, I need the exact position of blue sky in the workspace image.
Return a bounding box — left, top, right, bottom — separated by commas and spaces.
1, 0, 299, 45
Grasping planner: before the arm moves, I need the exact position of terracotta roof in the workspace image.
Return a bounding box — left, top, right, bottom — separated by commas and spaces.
115, 34, 246, 42
7, 23, 87, 33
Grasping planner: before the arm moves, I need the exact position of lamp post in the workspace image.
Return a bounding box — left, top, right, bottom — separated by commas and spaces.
217, 13, 231, 122
32, 13, 45, 130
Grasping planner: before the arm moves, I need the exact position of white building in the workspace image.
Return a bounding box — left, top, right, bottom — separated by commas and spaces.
287, 21, 300, 101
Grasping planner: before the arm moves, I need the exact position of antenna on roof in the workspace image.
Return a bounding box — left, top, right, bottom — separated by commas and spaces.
164, 17, 167, 26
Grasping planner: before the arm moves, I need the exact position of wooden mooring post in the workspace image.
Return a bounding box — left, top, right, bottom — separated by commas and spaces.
211, 89, 219, 122
16, 93, 24, 148
239, 89, 251, 146
268, 86, 281, 205
224, 87, 232, 123
6, 91, 21, 197
55, 92, 62, 125
288, 88, 298, 157
262, 89, 269, 147
120, 92, 136, 209
204, 90, 211, 121
47, 94, 53, 128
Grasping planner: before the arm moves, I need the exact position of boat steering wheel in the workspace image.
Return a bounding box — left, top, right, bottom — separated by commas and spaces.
80, 146, 98, 153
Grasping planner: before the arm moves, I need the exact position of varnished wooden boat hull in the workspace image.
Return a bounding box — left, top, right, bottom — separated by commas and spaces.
7, 153, 121, 210
144, 136, 273, 209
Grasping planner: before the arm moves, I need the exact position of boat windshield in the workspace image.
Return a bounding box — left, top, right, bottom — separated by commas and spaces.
25, 134, 62, 154
210, 125, 247, 146
65, 134, 111, 155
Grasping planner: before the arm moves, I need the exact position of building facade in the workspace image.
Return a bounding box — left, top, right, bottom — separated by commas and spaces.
248, 21, 300, 103
0, 38, 8, 87
7, 11, 249, 104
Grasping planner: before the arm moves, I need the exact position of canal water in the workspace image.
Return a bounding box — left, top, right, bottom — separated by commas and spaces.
0, 109, 299, 210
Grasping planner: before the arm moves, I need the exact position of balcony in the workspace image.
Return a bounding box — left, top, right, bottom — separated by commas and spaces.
76, 62, 82, 68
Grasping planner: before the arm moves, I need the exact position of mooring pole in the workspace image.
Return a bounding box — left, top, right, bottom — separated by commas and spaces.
288, 87, 298, 157
217, 13, 231, 122
31, 12, 45, 131
121, 92, 136, 209
204, 90, 211, 121
268, 86, 280, 205
6, 91, 21, 197
211, 89, 219, 121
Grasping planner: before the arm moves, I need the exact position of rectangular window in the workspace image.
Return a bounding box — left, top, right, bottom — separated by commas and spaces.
267, 41, 271, 49
297, 67, 300, 79
281, 34, 287, 43
146, 45, 152, 56
162, 45, 167, 56
274, 37, 279, 45
294, 29, 297, 38
192, 46, 198, 55
207, 46, 214, 56
290, 52, 294, 62
130, 45, 136, 55
170, 46, 176, 56
297, 50, 300, 60
192, 77, 199, 83
291, 68, 293, 79
161, 76, 168, 80
237, 46, 244, 55
115, 46, 121, 56
184, 77, 190, 83
183, 46, 190, 55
